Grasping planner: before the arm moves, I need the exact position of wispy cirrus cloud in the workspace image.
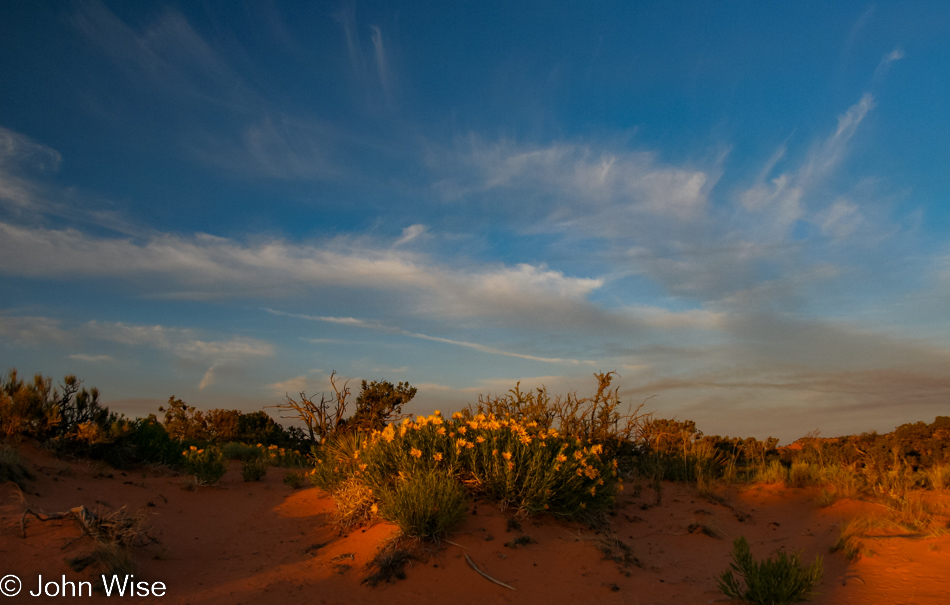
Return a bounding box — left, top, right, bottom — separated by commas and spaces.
266, 309, 593, 365
431, 137, 713, 225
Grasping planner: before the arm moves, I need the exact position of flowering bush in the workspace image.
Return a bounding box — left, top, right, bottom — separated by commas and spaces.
182, 445, 228, 485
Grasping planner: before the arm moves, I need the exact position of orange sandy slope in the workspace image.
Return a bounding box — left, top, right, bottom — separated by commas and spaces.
2, 443, 949, 604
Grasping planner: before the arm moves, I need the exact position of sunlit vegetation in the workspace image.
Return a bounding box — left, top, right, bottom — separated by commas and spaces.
3, 365, 950, 593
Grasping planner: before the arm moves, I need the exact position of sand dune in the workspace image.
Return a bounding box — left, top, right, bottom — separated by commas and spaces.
3, 443, 949, 604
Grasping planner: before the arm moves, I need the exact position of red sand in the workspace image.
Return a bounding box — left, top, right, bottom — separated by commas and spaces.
3, 443, 949, 604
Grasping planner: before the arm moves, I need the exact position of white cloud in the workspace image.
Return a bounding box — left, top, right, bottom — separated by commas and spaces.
394, 224, 426, 246
0, 127, 61, 213
874, 47, 905, 80
198, 365, 217, 390
84, 320, 274, 362
0, 222, 602, 327
0, 315, 70, 345
433, 138, 711, 222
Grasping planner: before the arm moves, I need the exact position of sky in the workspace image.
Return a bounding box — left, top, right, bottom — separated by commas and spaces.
1, 1, 949, 443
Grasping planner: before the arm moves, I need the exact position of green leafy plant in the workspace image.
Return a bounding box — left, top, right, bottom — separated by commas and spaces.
717, 536, 823, 605
181, 445, 228, 486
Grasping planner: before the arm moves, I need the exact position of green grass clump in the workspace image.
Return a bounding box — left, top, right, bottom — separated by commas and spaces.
718, 536, 823, 605
377, 467, 468, 540
181, 445, 228, 486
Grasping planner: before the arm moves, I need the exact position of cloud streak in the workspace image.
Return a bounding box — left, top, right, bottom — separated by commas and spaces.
266, 309, 593, 365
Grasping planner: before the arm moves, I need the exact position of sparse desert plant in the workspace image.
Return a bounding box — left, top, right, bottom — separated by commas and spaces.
329, 477, 377, 534
820, 463, 864, 500
362, 537, 419, 586
815, 490, 838, 508
926, 464, 950, 491
718, 536, 823, 605
756, 460, 788, 485
377, 467, 468, 540
283, 470, 304, 489
181, 445, 228, 486
92, 541, 138, 578
786, 462, 819, 488
241, 456, 268, 482
222, 442, 259, 460
0, 445, 33, 488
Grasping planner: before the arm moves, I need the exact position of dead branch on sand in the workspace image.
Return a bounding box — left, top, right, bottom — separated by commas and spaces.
21, 505, 154, 547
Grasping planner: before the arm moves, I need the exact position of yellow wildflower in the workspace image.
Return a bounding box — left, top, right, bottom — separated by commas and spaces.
573, 450, 584, 460
556, 454, 567, 463
410, 448, 422, 458
433, 453, 443, 461
476, 436, 485, 444
502, 451, 512, 461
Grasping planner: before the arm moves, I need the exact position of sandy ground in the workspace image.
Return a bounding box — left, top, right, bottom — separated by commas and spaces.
2, 443, 949, 604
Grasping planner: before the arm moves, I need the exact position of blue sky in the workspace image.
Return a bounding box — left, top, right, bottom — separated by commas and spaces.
2, 1, 949, 442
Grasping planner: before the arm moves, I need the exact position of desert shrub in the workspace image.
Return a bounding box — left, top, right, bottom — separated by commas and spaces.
347, 380, 417, 433
356, 412, 618, 519
330, 477, 378, 534
114, 417, 181, 467
926, 464, 950, 491
1, 369, 112, 442
831, 516, 871, 561
718, 536, 823, 605
241, 456, 268, 481
283, 470, 304, 489
755, 460, 788, 484
786, 462, 819, 488
469, 372, 645, 459
819, 464, 864, 500
92, 541, 138, 579
222, 442, 260, 460
453, 414, 618, 517
0, 445, 33, 488
181, 445, 227, 486
377, 467, 468, 539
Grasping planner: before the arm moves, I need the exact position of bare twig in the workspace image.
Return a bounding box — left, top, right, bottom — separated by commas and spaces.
464, 554, 516, 590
